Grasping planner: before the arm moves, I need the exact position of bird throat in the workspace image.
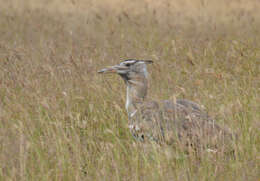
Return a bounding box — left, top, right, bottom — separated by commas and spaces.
125, 78, 148, 118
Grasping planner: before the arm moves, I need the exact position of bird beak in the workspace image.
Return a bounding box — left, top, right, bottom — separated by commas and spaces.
98, 66, 117, 74
98, 64, 128, 74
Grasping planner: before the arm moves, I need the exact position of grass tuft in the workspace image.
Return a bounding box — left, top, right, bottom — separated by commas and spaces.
0, 0, 259, 180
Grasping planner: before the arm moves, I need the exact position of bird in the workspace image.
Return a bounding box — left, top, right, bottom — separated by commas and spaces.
98, 59, 233, 151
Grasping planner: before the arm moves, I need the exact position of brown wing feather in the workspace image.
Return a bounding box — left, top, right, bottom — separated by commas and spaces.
129, 99, 233, 151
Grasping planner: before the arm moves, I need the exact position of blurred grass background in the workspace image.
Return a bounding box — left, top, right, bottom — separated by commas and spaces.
0, 0, 259, 180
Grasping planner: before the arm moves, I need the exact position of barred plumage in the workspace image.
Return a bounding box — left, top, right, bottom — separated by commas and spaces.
98, 59, 233, 151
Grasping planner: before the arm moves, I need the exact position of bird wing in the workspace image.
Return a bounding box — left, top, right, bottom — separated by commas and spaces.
129, 99, 233, 151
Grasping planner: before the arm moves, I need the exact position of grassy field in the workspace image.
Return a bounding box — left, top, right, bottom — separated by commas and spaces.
0, 0, 259, 180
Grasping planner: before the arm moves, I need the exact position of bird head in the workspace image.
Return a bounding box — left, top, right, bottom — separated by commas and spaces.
98, 59, 153, 82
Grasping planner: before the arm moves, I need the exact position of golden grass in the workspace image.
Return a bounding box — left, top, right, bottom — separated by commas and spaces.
0, 0, 259, 180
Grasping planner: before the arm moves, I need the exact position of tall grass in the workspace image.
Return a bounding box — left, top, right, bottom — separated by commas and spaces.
0, 0, 259, 180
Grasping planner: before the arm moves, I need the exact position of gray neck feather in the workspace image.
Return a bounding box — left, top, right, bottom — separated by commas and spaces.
125, 76, 148, 118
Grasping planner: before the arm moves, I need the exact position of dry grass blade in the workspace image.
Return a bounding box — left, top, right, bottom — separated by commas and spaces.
0, 0, 259, 180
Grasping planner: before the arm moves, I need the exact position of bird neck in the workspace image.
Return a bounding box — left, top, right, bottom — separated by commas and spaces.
125, 77, 148, 118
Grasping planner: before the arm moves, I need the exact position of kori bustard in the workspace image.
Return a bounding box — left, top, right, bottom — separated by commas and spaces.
98, 59, 232, 150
